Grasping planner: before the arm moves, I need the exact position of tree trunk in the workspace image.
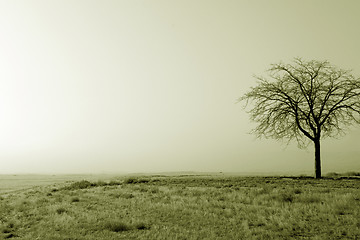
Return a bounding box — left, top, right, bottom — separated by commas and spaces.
314, 138, 321, 179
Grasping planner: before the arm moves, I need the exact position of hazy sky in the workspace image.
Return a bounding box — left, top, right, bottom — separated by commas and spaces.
0, 0, 359, 174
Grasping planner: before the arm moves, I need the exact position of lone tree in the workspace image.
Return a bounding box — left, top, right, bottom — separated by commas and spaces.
239, 58, 360, 178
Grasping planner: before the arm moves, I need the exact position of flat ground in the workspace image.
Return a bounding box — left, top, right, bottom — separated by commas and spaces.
0, 174, 359, 239
0, 174, 122, 195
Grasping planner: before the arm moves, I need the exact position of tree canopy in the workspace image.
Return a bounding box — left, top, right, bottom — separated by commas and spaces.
240, 58, 360, 178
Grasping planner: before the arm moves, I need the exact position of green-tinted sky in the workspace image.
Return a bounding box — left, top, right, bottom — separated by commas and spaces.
0, 0, 359, 174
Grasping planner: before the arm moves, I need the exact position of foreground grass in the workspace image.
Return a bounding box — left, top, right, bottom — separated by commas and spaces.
0, 176, 359, 239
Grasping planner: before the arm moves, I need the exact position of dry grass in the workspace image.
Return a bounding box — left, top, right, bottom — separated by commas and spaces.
0, 175, 359, 239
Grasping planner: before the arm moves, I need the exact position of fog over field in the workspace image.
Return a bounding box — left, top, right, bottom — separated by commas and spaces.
0, 0, 359, 174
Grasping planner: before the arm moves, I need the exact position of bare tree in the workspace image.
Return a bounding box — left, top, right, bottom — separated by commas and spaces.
239, 58, 360, 178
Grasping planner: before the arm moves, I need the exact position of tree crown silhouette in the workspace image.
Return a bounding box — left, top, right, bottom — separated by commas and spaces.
239, 58, 360, 178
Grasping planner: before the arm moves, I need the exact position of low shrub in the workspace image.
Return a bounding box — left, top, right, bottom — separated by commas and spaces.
108, 180, 121, 186
95, 180, 107, 186
137, 179, 150, 184
124, 177, 137, 184
66, 180, 94, 190
62, 179, 124, 191
124, 177, 149, 184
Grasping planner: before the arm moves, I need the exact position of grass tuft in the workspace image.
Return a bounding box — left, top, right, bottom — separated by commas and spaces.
121, 193, 135, 199
56, 207, 66, 214
70, 197, 80, 203
298, 195, 322, 203
104, 221, 131, 232
2, 228, 11, 234
293, 188, 302, 194
135, 222, 150, 230
4, 233, 17, 239
279, 192, 294, 202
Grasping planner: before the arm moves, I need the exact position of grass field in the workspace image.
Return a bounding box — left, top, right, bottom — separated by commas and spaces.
0, 174, 359, 239
0, 174, 122, 195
